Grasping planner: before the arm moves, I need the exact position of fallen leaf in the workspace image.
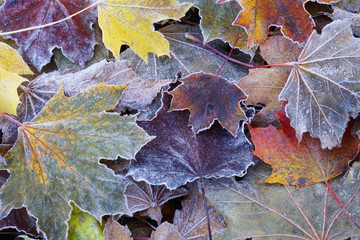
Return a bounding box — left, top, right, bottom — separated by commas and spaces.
127, 93, 255, 189
18, 60, 171, 122
279, 19, 360, 149
98, 0, 192, 62
0, 208, 41, 238
151, 183, 225, 239
206, 161, 360, 239
151, 222, 185, 240
120, 24, 251, 81
67, 203, 105, 240
250, 103, 360, 189
104, 216, 132, 240
0, 115, 18, 144
0, 42, 33, 75
0, 0, 97, 71
169, 72, 252, 136
0, 42, 31, 116
124, 178, 188, 223
329, 6, 360, 36
0, 84, 152, 239
178, 0, 249, 51
0, 67, 27, 116
237, 35, 303, 126
233, 0, 338, 46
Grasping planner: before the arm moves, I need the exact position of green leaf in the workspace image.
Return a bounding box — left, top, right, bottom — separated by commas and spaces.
67, 203, 105, 240
0, 83, 152, 239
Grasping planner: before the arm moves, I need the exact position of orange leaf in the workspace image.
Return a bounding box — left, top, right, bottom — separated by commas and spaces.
250, 103, 360, 189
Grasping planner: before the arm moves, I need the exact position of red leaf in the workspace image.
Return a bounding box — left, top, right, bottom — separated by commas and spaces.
0, 0, 97, 71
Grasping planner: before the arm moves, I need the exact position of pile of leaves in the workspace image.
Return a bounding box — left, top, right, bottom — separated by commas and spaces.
0, 0, 360, 239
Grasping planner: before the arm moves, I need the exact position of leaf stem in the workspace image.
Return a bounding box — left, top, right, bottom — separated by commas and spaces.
325, 181, 360, 229
199, 177, 213, 240
217, 34, 242, 76
185, 34, 290, 68
0, 1, 99, 36
0, 112, 22, 127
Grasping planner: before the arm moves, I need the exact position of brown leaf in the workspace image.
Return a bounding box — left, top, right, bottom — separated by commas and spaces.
104, 217, 132, 240
170, 72, 252, 136
124, 179, 188, 223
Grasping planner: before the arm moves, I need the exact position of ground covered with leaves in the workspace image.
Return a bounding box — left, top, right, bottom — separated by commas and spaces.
0, 0, 360, 239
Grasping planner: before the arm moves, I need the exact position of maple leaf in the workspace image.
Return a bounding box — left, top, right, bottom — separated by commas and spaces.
127, 93, 255, 190
178, 0, 249, 51
206, 161, 360, 239
98, 0, 192, 62
237, 35, 303, 126
67, 203, 105, 240
279, 19, 360, 149
0, 0, 97, 71
124, 178, 188, 223
18, 60, 171, 122
233, 0, 338, 46
250, 103, 360, 189
0, 42, 32, 116
150, 183, 225, 239
120, 24, 251, 81
169, 72, 253, 136
0, 84, 152, 239
104, 216, 132, 240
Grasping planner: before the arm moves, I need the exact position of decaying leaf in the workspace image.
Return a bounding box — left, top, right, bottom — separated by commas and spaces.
67, 203, 105, 240
169, 72, 252, 136
104, 216, 132, 240
0, 208, 41, 238
233, 0, 338, 46
279, 19, 360, 149
120, 24, 251, 81
206, 161, 360, 239
0, 84, 152, 239
178, 0, 249, 51
237, 35, 303, 126
98, 0, 192, 62
127, 93, 255, 190
250, 103, 360, 188
0, 0, 97, 71
124, 178, 188, 223
18, 60, 172, 122
150, 183, 225, 239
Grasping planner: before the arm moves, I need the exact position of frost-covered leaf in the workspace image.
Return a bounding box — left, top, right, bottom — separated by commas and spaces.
127, 93, 255, 189
177, 0, 249, 51
0, 84, 152, 239
237, 35, 302, 126
150, 183, 225, 239
124, 179, 188, 223
250, 103, 360, 188
206, 161, 360, 239
0, 0, 97, 71
18, 60, 171, 122
170, 72, 252, 136
120, 24, 251, 81
98, 0, 192, 62
279, 19, 360, 149
104, 216, 132, 240
233, 0, 338, 46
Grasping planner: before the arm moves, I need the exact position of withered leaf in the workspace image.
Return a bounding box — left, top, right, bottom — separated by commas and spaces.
170, 72, 253, 136
124, 178, 188, 223
127, 93, 255, 190
0, 0, 97, 71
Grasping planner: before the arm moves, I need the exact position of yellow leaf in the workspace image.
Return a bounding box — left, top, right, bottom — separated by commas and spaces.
98, 0, 192, 62
0, 42, 33, 75
0, 67, 27, 115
